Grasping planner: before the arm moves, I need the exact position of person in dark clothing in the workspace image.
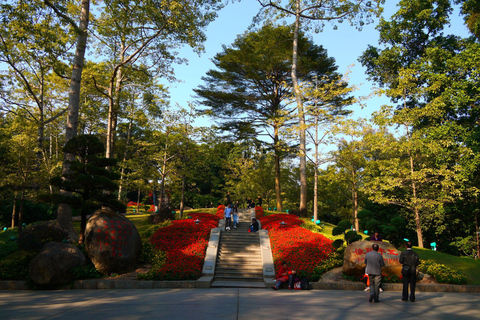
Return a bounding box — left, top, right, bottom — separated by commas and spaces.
257, 195, 262, 207
365, 243, 385, 303
249, 218, 259, 232
399, 241, 420, 302
370, 230, 382, 241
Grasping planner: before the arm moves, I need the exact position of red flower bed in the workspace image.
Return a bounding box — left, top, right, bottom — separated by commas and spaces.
147, 205, 155, 212
254, 206, 264, 219
149, 212, 219, 280
259, 214, 334, 277
127, 201, 138, 207
216, 205, 225, 219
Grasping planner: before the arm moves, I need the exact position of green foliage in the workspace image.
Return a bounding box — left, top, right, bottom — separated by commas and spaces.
310, 248, 345, 281
50, 134, 125, 213
72, 265, 103, 280
365, 219, 380, 232
337, 220, 352, 231
138, 239, 167, 268
419, 259, 468, 285
300, 219, 323, 233
332, 239, 345, 249
449, 236, 478, 259
0, 229, 18, 259
346, 232, 363, 244
332, 226, 345, 236
357, 209, 373, 221
0, 250, 35, 280
17, 222, 68, 253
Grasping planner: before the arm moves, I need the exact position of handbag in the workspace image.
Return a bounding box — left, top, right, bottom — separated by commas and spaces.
294, 282, 302, 290
401, 264, 411, 276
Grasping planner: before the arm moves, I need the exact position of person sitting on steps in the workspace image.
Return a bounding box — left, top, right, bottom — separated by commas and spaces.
249, 218, 259, 232
272, 261, 296, 290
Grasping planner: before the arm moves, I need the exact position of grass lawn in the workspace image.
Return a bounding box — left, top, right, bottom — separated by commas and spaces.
413, 247, 480, 285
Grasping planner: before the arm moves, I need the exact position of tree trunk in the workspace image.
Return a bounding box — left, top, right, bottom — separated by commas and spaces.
106, 54, 124, 160
476, 210, 479, 259
352, 169, 359, 231
292, 0, 307, 214
118, 119, 133, 200
57, 0, 90, 243
313, 113, 319, 223
18, 189, 25, 235
179, 175, 186, 219
410, 154, 424, 248
273, 124, 283, 212
11, 192, 17, 228
136, 188, 141, 213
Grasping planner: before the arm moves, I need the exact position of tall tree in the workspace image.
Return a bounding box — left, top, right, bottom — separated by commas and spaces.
45, 0, 91, 240
304, 72, 355, 223
256, 0, 384, 214
90, 0, 224, 160
0, 1, 71, 163
195, 24, 342, 212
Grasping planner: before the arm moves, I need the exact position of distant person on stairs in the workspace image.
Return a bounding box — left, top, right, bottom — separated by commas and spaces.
249, 218, 259, 232
224, 204, 233, 230
232, 203, 239, 229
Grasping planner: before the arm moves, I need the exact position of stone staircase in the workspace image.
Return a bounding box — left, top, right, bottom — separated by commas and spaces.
211, 210, 266, 288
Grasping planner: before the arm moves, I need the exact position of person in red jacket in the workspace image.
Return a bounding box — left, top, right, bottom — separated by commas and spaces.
272, 261, 296, 290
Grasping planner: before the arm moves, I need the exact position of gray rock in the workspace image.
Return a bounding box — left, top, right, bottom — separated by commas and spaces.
85, 209, 142, 275
29, 242, 86, 285
343, 240, 402, 276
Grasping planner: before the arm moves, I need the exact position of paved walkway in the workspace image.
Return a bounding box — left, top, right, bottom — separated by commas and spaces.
1, 288, 479, 320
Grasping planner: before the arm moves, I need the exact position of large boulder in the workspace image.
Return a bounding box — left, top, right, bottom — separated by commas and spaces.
85, 209, 142, 275
29, 242, 86, 285
343, 240, 402, 276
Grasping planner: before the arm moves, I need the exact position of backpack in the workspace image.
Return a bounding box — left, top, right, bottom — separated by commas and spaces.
300, 277, 311, 290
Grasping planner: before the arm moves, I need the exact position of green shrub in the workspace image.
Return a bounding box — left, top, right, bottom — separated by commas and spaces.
345, 231, 362, 244
308, 248, 345, 281
138, 239, 167, 266
0, 250, 35, 280
300, 219, 323, 233
0, 229, 18, 259
72, 265, 103, 280
419, 259, 467, 285
17, 222, 68, 253
332, 239, 344, 249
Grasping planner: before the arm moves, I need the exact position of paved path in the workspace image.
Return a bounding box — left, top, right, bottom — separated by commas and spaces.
1, 288, 479, 320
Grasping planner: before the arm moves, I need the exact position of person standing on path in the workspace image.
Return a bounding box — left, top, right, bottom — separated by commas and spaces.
365, 243, 385, 303
399, 241, 420, 302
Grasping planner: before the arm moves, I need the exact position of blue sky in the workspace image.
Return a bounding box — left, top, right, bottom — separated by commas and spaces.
167, 0, 471, 128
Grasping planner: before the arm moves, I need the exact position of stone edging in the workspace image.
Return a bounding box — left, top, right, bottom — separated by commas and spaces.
2, 279, 480, 292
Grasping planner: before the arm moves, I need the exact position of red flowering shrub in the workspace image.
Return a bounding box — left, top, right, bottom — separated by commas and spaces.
216, 205, 225, 219
254, 206, 264, 219
147, 205, 155, 212
259, 214, 334, 279
147, 212, 219, 280
127, 201, 138, 207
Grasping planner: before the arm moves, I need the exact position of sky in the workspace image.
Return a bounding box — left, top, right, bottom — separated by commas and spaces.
166, 0, 471, 129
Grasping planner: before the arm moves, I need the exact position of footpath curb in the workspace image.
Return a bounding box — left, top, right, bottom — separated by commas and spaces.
2, 279, 480, 292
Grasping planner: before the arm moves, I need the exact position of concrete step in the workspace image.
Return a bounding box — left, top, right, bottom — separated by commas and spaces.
215, 271, 264, 278
217, 252, 262, 263
218, 247, 261, 253
210, 281, 266, 288
215, 266, 263, 273
213, 275, 264, 282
